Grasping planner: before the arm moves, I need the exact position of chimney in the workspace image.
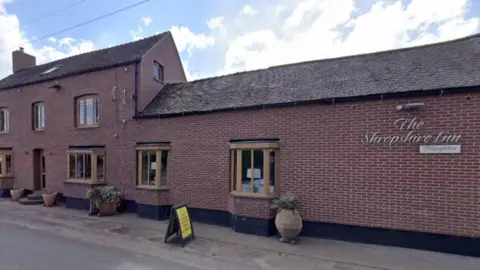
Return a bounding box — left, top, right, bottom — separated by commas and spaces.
12, 47, 36, 73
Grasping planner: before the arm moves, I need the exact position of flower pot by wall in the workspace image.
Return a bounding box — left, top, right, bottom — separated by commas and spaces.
98, 201, 117, 216
10, 188, 24, 201
275, 209, 303, 241
42, 193, 57, 207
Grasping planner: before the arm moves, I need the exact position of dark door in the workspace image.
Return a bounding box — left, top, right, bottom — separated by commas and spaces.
33, 149, 45, 190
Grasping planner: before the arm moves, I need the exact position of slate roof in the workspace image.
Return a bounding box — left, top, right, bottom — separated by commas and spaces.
0, 32, 169, 90
142, 33, 480, 117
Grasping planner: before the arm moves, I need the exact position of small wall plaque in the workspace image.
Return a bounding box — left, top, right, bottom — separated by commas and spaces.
420, 145, 461, 154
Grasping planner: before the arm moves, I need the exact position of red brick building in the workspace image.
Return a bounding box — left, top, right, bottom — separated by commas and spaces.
0, 32, 479, 256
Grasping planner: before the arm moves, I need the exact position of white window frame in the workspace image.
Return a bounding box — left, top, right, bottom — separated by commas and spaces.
33, 102, 45, 131
0, 108, 9, 133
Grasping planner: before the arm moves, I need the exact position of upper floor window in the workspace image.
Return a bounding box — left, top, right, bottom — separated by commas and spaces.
0, 151, 13, 177
67, 149, 105, 183
136, 144, 170, 189
153, 62, 164, 82
0, 108, 9, 133
76, 95, 99, 127
33, 102, 45, 131
230, 141, 280, 197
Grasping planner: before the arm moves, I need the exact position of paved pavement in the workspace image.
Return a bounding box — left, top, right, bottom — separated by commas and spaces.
0, 200, 478, 270
0, 223, 197, 270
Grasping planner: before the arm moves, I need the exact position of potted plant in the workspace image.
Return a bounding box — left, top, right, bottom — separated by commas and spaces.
10, 185, 24, 201
42, 190, 57, 207
86, 185, 123, 217
271, 192, 303, 244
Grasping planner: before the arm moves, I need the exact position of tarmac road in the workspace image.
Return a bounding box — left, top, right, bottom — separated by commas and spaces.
0, 223, 199, 270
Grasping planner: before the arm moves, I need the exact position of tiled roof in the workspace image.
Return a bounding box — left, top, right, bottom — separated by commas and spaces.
142, 33, 480, 117
0, 32, 169, 90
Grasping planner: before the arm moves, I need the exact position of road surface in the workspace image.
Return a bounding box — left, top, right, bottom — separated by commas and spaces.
0, 223, 198, 270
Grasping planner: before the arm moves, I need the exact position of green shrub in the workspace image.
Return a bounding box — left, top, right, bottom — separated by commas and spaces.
271, 192, 298, 210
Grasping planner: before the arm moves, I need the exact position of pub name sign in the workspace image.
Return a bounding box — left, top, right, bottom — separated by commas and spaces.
362, 118, 461, 146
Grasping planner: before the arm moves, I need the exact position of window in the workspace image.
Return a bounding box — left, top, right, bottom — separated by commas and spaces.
76, 95, 99, 127
153, 62, 164, 82
230, 141, 279, 196
67, 150, 105, 182
137, 145, 170, 188
33, 102, 45, 130
0, 108, 9, 133
41, 64, 61, 75
0, 151, 13, 177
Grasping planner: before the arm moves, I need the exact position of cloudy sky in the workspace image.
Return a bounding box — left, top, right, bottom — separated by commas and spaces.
0, 0, 479, 81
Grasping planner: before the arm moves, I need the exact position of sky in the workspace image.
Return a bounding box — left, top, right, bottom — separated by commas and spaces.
0, 0, 479, 81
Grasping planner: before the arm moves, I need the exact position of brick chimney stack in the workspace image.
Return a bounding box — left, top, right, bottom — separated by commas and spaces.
12, 47, 36, 73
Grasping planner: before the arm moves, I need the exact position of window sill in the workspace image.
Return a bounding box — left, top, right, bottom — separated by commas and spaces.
76, 125, 99, 129
64, 179, 105, 185
0, 131, 9, 134
153, 77, 164, 84
230, 191, 277, 200
136, 185, 169, 191
33, 129, 45, 132
0, 175, 13, 179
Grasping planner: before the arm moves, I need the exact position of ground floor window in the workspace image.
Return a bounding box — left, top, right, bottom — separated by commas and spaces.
0, 151, 13, 177
67, 149, 105, 182
137, 145, 170, 188
230, 141, 279, 196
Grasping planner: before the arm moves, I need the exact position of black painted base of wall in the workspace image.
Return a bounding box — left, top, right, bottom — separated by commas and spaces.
59, 198, 480, 257
118, 199, 137, 213
189, 208, 231, 227
65, 197, 90, 211
301, 221, 480, 257
231, 215, 276, 236
0, 189, 11, 198
136, 203, 171, 220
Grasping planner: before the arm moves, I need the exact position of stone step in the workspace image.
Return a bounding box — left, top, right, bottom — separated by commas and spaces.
19, 197, 43, 205
27, 191, 43, 200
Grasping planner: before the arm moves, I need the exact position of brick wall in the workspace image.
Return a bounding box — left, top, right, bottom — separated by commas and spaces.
0, 67, 479, 238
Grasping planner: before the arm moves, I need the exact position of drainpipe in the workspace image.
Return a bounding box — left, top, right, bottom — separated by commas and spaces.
133, 60, 140, 119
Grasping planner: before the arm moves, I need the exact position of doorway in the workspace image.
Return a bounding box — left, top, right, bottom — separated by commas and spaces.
33, 149, 45, 190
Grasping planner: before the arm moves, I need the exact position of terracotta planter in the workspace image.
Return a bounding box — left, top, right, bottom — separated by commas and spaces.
42, 193, 57, 207
275, 209, 303, 243
98, 201, 117, 216
10, 188, 24, 201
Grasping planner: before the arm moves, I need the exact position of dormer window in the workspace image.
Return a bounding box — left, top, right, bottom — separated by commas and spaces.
41, 64, 61, 75
153, 61, 164, 82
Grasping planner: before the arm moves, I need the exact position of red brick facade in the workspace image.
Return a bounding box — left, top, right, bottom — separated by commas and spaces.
1, 70, 479, 239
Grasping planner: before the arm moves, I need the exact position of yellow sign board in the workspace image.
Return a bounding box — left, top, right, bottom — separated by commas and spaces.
164, 204, 195, 246
175, 206, 192, 239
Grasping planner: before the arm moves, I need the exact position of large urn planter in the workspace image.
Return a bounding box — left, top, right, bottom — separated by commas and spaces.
86, 185, 123, 217
272, 193, 303, 244
10, 188, 24, 201
42, 192, 57, 207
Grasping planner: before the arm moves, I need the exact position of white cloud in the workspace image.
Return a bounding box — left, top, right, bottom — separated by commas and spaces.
215, 0, 480, 75
207, 16, 224, 30
181, 60, 200, 81
142, 16, 152, 26
0, 2, 95, 79
170, 25, 215, 54
129, 26, 143, 41
240, 4, 257, 16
